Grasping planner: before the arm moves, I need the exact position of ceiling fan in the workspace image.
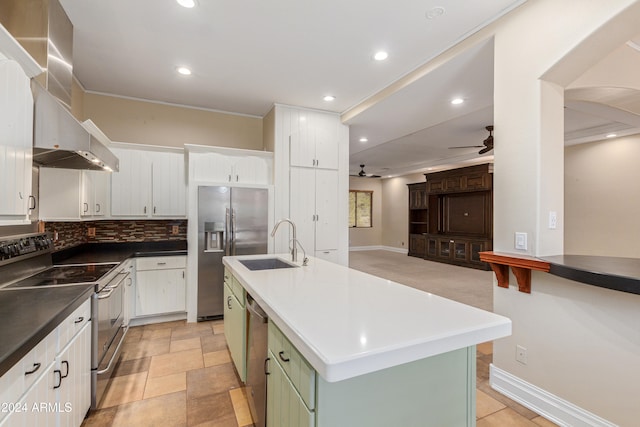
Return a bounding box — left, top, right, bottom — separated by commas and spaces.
449, 125, 494, 154
350, 164, 381, 178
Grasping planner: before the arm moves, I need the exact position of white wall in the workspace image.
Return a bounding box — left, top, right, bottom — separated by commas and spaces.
565, 135, 640, 257
380, 172, 424, 250
488, 1, 640, 425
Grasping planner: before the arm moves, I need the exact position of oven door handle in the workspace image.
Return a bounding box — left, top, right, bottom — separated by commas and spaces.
107, 272, 128, 290
96, 325, 129, 375
97, 287, 114, 299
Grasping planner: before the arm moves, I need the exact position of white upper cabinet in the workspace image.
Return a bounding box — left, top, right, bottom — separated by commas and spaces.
0, 59, 33, 221
39, 168, 81, 221
190, 150, 271, 185
111, 147, 186, 218
289, 111, 339, 170
110, 148, 152, 217
151, 151, 186, 216
81, 170, 109, 217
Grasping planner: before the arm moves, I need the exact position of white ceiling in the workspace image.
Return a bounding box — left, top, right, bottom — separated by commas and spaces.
58, 0, 640, 178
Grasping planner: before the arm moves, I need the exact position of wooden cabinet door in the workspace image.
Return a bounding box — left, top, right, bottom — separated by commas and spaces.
151, 151, 186, 216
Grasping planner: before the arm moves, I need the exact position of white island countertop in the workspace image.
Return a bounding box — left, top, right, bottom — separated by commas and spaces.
222, 254, 511, 383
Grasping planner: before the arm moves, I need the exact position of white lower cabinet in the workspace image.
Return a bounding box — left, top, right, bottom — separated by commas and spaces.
223, 270, 246, 382
0, 298, 91, 427
135, 256, 186, 317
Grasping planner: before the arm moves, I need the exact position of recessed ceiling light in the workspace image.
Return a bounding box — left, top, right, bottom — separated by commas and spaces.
426, 6, 445, 19
373, 51, 388, 61
606, 133, 617, 138
323, 95, 335, 102
359, 137, 368, 143
177, 0, 196, 8
177, 66, 192, 75
451, 97, 464, 105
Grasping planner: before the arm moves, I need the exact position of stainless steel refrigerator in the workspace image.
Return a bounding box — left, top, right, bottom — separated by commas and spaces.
197, 186, 268, 320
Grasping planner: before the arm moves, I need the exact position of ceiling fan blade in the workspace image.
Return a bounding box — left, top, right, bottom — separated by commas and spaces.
449, 145, 484, 149
478, 145, 493, 154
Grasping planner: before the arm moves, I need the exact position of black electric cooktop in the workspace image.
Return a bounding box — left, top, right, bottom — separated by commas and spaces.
3, 263, 118, 289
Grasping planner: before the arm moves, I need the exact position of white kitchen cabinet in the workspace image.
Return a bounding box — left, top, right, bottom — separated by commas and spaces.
190, 151, 271, 185
151, 151, 186, 216
135, 256, 186, 317
289, 167, 339, 257
0, 58, 34, 222
81, 170, 109, 217
110, 148, 152, 217
39, 168, 82, 221
121, 260, 135, 326
0, 298, 91, 427
289, 112, 339, 170
111, 147, 186, 217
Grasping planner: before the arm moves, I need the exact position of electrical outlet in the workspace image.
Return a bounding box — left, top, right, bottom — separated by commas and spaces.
548, 211, 557, 229
87, 227, 96, 237
171, 225, 179, 235
516, 345, 528, 364
515, 232, 527, 250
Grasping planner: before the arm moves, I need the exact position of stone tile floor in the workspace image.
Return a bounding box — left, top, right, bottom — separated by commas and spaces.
81, 319, 557, 427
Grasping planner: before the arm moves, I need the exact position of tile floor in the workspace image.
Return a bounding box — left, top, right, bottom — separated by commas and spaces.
81, 318, 557, 427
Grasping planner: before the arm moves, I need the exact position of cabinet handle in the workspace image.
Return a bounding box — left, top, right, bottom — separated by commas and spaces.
227, 296, 232, 309
24, 362, 41, 375
154, 206, 157, 214
18, 191, 23, 200
83, 203, 89, 213
96, 203, 101, 213
236, 175, 239, 182
264, 357, 270, 375
53, 370, 62, 389
157, 262, 167, 265
278, 351, 290, 362
28, 195, 36, 210
144, 206, 147, 214
228, 174, 232, 182
182, 271, 185, 278
61, 361, 69, 379
74, 316, 84, 324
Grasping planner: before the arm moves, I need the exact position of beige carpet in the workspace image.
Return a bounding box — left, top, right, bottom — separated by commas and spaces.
349, 250, 494, 312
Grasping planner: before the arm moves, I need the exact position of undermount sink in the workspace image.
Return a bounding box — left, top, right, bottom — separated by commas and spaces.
239, 258, 298, 271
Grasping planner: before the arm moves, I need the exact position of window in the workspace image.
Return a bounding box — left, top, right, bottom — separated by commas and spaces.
349, 190, 372, 228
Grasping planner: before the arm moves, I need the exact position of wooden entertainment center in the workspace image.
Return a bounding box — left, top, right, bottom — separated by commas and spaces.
408, 164, 493, 270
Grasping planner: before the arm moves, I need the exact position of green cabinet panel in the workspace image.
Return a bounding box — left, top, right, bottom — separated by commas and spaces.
223, 282, 246, 382
267, 349, 315, 427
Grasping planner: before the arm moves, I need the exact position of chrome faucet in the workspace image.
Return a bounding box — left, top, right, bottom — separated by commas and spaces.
271, 218, 298, 262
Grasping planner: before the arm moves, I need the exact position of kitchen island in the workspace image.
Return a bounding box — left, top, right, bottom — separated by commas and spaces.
223, 254, 511, 427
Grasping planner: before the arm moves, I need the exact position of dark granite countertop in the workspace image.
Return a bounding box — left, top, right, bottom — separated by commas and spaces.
541, 255, 640, 295
52, 240, 188, 264
0, 240, 187, 378
0, 285, 94, 377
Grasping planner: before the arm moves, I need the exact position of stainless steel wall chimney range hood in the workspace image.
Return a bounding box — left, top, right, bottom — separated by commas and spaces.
32, 83, 119, 171
1, 0, 119, 172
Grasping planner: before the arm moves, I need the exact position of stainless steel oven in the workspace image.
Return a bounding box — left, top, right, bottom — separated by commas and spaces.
92, 265, 129, 409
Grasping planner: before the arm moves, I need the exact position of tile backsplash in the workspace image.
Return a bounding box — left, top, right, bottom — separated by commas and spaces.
44, 220, 187, 251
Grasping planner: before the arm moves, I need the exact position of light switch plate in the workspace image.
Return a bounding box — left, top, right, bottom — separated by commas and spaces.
549, 211, 557, 229
515, 232, 527, 250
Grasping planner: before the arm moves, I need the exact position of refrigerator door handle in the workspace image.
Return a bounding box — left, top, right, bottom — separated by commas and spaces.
231, 208, 237, 255
225, 208, 231, 256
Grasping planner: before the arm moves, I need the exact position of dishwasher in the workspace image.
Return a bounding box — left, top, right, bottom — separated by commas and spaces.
246, 293, 269, 427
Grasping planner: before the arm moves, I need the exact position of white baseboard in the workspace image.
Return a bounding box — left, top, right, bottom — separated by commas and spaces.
490, 364, 617, 427
349, 245, 408, 254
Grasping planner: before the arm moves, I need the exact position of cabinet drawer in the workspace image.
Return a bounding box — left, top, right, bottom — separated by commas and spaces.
268, 322, 315, 410
58, 298, 91, 352
230, 276, 245, 307
0, 327, 56, 415
136, 256, 186, 271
